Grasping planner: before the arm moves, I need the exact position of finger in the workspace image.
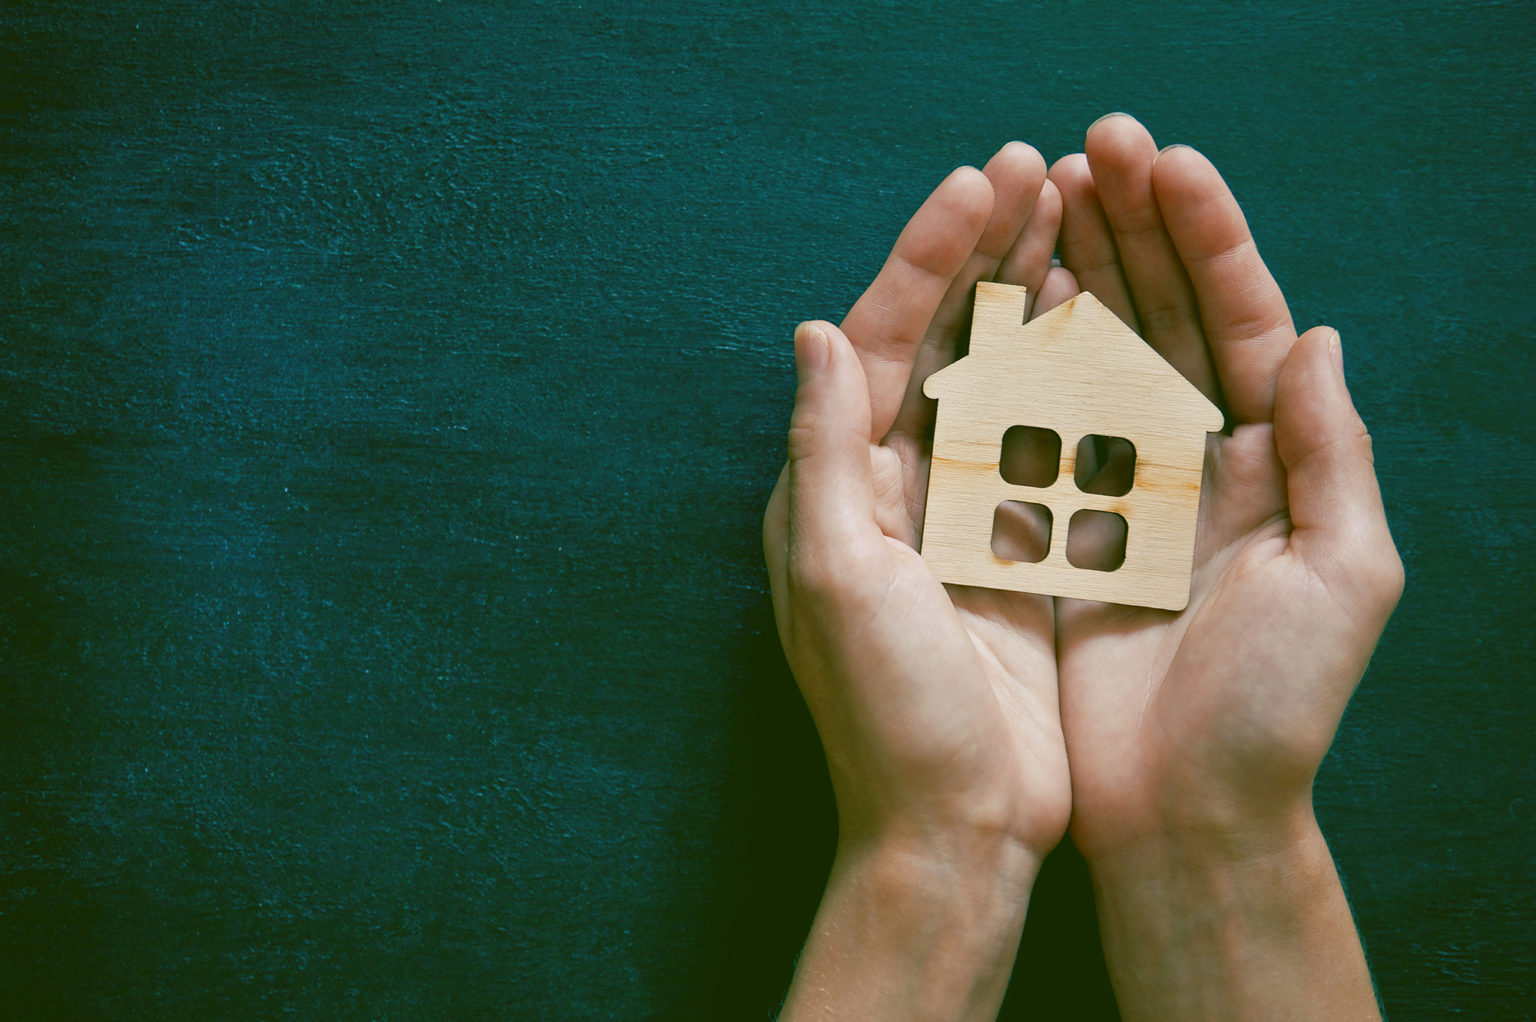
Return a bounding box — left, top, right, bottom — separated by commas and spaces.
934, 142, 1047, 335
1084, 114, 1219, 400
892, 143, 1047, 440
1273, 327, 1403, 617
989, 497, 1052, 563
1063, 507, 1128, 572
1048, 153, 1136, 329
1075, 433, 1136, 499
786, 321, 883, 567
996, 177, 1063, 319
840, 167, 993, 440
1153, 145, 1296, 424
1034, 265, 1080, 314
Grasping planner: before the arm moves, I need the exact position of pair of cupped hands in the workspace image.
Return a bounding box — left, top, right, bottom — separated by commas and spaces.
762, 115, 1403, 1017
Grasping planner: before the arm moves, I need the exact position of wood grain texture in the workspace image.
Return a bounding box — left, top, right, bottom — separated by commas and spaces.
921, 285, 1220, 609
1, 1, 1532, 1019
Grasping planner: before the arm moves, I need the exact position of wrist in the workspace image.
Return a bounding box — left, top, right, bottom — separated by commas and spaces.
831, 826, 1042, 977
1070, 758, 1323, 865
1079, 792, 1320, 874
839, 803, 1049, 878
1084, 805, 1380, 1021
1083, 797, 1329, 938
781, 831, 1040, 1021
823, 739, 1072, 868
1083, 799, 1326, 917
835, 822, 1043, 919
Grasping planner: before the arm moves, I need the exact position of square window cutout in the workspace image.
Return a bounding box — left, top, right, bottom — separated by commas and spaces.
1066, 509, 1127, 571
1000, 426, 1060, 487
1074, 435, 1136, 496
992, 501, 1051, 563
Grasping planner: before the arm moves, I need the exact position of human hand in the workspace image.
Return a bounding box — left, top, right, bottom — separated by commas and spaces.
763, 143, 1077, 1019
1048, 113, 1401, 1018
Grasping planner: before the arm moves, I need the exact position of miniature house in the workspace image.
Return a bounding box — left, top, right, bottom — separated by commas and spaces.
920, 283, 1224, 611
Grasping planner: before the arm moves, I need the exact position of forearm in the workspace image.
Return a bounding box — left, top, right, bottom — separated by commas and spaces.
1086, 807, 1379, 1021
780, 832, 1039, 1022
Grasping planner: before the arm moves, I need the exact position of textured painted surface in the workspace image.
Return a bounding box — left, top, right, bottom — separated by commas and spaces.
1, 1, 1532, 1017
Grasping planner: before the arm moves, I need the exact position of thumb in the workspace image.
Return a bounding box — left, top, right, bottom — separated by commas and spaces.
786, 320, 880, 564
1273, 327, 1404, 612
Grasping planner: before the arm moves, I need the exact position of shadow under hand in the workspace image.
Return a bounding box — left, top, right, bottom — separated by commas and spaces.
999, 834, 1120, 1020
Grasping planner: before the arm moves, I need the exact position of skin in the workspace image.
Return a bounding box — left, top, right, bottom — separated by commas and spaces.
763, 116, 1402, 1020
763, 142, 1077, 1020
1049, 114, 1400, 1021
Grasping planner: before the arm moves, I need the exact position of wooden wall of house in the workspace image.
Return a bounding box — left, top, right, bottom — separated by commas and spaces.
2, 2, 1530, 1017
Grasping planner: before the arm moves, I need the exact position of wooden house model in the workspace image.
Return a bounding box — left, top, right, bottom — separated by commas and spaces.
920, 282, 1223, 610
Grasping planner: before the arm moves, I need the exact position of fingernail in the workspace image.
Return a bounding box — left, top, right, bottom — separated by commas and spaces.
1157, 143, 1193, 156
795, 322, 829, 379
1329, 329, 1346, 381
1090, 111, 1131, 130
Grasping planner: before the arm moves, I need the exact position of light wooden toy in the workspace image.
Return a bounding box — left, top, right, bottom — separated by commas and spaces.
920, 283, 1223, 611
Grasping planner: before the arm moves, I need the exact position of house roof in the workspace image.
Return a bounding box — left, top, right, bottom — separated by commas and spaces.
923, 283, 1225, 434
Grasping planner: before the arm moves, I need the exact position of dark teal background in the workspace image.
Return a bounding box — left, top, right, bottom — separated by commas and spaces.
2, 1, 1532, 1017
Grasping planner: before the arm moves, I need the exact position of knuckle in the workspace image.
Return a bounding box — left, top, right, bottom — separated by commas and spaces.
785, 528, 885, 606
1112, 203, 1167, 241
1136, 301, 1191, 340
785, 421, 818, 463
1345, 536, 1404, 615
1372, 546, 1407, 607
1357, 428, 1377, 469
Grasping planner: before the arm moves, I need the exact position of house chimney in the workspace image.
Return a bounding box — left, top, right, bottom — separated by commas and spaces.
968, 281, 1030, 356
